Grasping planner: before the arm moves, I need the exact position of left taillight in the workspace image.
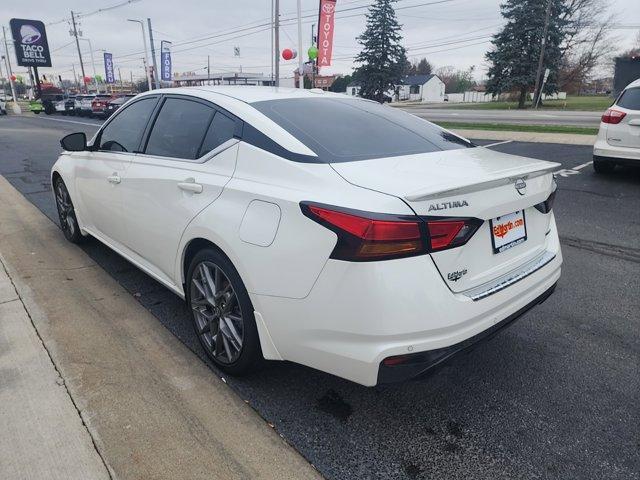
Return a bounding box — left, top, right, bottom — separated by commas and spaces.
301, 202, 482, 261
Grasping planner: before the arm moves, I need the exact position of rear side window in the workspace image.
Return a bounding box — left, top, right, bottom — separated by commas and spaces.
199, 112, 236, 156
145, 98, 214, 159
251, 97, 473, 163
617, 87, 640, 110
99, 97, 158, 152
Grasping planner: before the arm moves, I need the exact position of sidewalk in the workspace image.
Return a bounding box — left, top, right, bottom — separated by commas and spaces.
451, 128, 596, 146
0, 175, 322, 480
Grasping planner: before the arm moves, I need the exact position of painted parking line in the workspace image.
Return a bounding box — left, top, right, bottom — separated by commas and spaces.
572, 161, 594, 170
484, 140, 513, 148
32, 116, 102, 127
555, 161, 593, 178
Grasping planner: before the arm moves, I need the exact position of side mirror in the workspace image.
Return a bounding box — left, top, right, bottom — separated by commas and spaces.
60, 132, 87, 152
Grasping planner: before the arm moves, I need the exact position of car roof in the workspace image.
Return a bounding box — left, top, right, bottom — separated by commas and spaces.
137, 85, 347, 104
626, 78, 640, 89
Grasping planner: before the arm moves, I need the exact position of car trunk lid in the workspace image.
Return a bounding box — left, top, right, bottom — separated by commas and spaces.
330, 147, 560, 292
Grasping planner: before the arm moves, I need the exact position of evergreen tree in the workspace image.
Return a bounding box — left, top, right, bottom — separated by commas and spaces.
485, 0, 567, 108
353, 0, 407, 102
407, 58, 433, 76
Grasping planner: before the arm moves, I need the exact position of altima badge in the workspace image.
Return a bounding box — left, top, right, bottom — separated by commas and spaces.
428, 200, 469, 212
514, 178, 527, 196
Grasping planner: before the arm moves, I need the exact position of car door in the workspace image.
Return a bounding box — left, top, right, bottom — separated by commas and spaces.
74, 96, 159, 247
118, 95, 240, 286
607, 86, 640, 149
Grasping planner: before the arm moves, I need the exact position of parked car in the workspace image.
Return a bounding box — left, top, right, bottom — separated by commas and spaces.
52, 87, 562, 387
91, 94, 116, 117
75, 94, 96, 116
54, 99, 68, 114
103, 94, 136, 118
64, 96, 77, 115
0, 98, 6, 115
593, 78, 640, 173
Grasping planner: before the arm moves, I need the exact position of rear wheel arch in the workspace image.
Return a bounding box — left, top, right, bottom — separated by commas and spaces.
182, 238, 232, 289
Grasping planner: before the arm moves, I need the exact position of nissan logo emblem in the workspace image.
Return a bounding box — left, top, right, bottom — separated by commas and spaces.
514, 178, 527, 195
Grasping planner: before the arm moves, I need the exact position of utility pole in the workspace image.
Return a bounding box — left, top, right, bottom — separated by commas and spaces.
274, 0, 280, 87
296, 0, 304, 89
2, 26, 20, 113
70, 11, 87, 93
207, 55, 210, 84
270, 0, 274, 85
147, 18, 158, 89
72, 64, 78, 90
533, 0, 552, 108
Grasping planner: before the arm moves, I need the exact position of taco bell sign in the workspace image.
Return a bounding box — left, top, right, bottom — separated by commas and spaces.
160, 41, 172, 82
9, 18, 52, 67
103, 52, 115, 84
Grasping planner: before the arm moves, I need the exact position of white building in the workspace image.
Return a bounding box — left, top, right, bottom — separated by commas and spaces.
345, 74, 446, 103
397, 74, 445, 103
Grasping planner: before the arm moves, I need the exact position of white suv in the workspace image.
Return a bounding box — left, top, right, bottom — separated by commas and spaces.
593, 78, 640, 173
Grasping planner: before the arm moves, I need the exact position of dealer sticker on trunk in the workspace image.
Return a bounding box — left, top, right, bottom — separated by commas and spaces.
490, 210, 527, 253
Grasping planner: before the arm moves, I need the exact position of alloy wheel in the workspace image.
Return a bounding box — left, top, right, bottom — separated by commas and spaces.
190, 261, 244, 364
55, 180, 76, 237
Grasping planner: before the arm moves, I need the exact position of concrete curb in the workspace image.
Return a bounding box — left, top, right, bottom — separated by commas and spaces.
450, 128, 596, 146
0, 175, 322, 480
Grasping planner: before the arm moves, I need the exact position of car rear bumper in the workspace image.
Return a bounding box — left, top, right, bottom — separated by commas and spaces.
593, 137, 640, 163
253, 215, 562, 386
376, 281, 557, 384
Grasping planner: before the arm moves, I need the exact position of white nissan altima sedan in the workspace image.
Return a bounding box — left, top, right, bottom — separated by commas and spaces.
51, 87, 562, 386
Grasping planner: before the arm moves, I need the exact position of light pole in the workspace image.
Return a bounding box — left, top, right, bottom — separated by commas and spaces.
127, 19, 152, 91
78, 38, 98, 92
2, 26, 20, 113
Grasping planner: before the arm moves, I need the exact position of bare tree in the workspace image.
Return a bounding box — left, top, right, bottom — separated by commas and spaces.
557, 0, 617, 93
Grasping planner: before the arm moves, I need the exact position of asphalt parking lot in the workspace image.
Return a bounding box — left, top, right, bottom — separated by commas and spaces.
1, 114, 638, 480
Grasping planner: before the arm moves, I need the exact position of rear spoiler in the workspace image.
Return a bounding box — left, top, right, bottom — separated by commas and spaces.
404, 162, 560, 202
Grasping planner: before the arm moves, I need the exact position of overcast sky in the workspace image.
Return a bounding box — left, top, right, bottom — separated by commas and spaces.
1, 0, 639, 83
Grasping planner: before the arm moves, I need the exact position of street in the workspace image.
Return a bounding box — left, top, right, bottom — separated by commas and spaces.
1, 114, 638, 480
400, 107, 603, 127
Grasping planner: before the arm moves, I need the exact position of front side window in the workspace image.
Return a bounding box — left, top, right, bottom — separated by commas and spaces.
199, 111, 236, 157
617, 87, 640, 110
251, 97, 473, 163
99, 97, 157, 152
145, 98, 214, 159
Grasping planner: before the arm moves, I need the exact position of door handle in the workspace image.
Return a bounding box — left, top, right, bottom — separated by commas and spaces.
107, 173, 121, 184
178, 179, 203, 194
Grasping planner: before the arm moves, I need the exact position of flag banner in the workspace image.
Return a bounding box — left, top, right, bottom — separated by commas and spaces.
161, 41, 172, 82
103, 52, 115, 84
317, 0, 337, 68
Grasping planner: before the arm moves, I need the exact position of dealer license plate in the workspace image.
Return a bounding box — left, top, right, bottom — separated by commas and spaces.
490, 210, 527, 253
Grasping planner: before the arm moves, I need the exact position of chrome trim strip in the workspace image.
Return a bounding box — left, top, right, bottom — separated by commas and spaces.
463, 250, 556, 301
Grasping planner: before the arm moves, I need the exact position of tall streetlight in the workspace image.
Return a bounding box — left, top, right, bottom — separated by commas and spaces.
127, 19, 152, 91
78, 38, 98, 92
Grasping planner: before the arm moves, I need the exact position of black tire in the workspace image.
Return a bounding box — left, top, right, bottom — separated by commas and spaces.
593, 158, 615, 174
186, 248, 263, 376
53, 176, 85, 244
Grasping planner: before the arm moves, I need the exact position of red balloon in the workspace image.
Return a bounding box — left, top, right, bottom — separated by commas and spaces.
10, 74, 16, 81
282, 48, 293, 61
83, 76, 92, 84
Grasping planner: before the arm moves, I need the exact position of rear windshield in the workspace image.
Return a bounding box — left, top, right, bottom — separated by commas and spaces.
251, 97, 473, 163
617, 87, 640, 110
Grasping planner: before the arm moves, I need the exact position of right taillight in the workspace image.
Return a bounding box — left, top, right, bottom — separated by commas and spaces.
301, 202, 482, 261
534, 178, 558, 214
601, 109, 626, 124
